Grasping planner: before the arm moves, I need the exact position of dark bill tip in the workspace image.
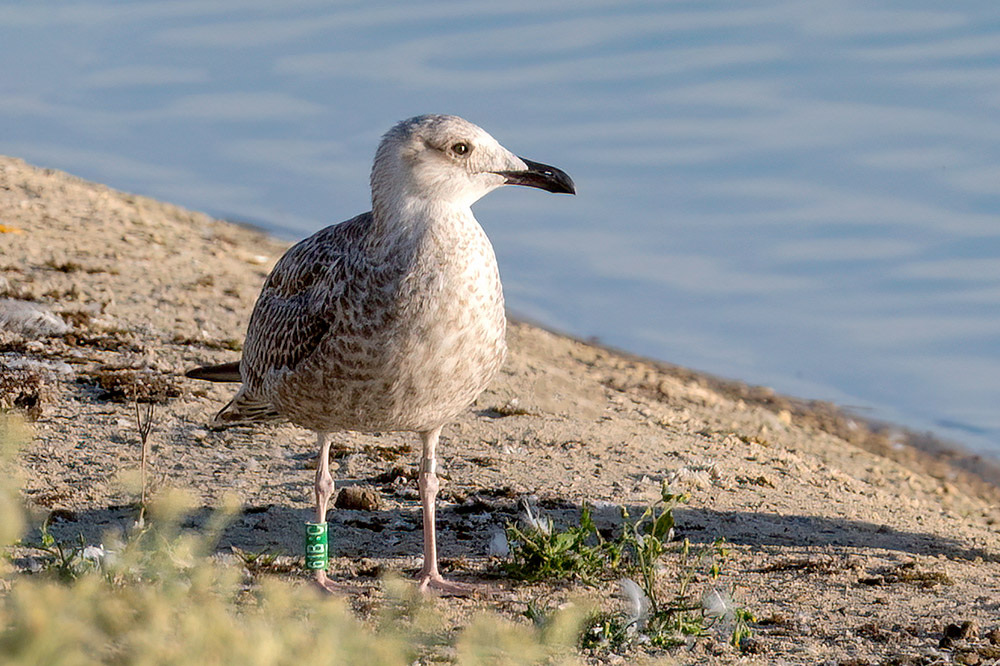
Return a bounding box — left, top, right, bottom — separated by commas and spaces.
495, 158, 576, 195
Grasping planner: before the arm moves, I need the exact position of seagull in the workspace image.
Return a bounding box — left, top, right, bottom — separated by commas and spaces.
186, 114, 575, 594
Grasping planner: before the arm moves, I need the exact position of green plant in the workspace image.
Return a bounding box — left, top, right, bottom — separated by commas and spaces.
0, 414, 27, 565
503, 504, 613, 584
729, 607, 755, 648
505, 484, 754, 652
1, 492, 592, 665
18, 518, 103, 582
231, 546, 299, 577
0, 415, 588, 665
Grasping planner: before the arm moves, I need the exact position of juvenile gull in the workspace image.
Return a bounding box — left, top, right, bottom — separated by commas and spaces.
187, 114, 575, 594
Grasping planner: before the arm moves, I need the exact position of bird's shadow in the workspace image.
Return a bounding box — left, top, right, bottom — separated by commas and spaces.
26, 496, 515, 564
26, 492, 996, 571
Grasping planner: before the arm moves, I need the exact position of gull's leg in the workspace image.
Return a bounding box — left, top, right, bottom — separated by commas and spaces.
416, 426, 474, 595
310, 431, 360, 594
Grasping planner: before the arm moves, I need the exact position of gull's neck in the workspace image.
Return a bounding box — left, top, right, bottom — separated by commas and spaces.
371, 189, 478, 246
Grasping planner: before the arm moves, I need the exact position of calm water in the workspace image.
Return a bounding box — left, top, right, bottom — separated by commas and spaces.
3, 2, 999, 454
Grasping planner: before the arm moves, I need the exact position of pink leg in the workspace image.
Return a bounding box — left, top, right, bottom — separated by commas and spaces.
416, 426, 475, 596
311, 431, 361, 594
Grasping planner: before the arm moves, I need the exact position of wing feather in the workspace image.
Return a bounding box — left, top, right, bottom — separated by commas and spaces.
240, 213, 374, 396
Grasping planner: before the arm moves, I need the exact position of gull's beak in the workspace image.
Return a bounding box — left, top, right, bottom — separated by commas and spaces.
496, 158, 576, 195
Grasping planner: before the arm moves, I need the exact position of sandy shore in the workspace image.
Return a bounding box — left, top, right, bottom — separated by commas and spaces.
2, 155, 999, 665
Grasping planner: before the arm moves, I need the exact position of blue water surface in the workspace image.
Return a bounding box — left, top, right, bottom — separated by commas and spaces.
2, 1, 999, 453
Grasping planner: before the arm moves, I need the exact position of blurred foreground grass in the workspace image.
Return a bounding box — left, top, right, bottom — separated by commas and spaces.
0, 416, 591, 666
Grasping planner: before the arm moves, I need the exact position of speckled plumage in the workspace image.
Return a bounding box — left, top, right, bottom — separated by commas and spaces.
189, 114, 574, 594
219, 117, 517, 434
228, 205, 506, 434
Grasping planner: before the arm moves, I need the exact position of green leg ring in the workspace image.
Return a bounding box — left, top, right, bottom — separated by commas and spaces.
305, 521, 329, 571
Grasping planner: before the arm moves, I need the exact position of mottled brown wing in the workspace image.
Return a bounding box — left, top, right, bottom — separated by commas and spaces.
239, 213, 373, 394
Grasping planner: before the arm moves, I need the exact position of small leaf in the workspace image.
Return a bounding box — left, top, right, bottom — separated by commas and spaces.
651, 510, 674, 541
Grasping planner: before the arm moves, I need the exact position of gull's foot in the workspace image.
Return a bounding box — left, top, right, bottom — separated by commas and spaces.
417, 572, 480, 597
312, 570, 366, 595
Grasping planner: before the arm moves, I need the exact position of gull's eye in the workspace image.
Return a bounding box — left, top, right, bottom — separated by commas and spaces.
451, 142, 470, 156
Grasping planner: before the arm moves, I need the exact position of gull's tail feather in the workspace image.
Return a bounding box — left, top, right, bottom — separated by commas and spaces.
213, 392, 285, 426
185, 361, 284, 427
185, 361, 242, 382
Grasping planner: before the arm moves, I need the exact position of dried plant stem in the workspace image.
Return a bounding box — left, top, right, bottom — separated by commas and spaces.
134, 400, 155, 518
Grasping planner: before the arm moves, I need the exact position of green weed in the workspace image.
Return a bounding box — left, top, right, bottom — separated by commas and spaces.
17, 518, 104, 582
505, 485, 754, 652
0, 416, 588, 665
503, 503, 614, 584
231, 546, 300, 577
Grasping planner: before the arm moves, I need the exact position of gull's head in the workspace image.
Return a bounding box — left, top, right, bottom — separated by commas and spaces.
371, 114, 575, 212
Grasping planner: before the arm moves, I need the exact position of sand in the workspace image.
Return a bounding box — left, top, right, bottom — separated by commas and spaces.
2, 155, 999, 665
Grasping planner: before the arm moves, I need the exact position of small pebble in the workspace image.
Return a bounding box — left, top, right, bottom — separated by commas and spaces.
739, 636, 766, 654
335, 486, 381, 511
945, 621, 978, 640
954, 650, 980, 665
